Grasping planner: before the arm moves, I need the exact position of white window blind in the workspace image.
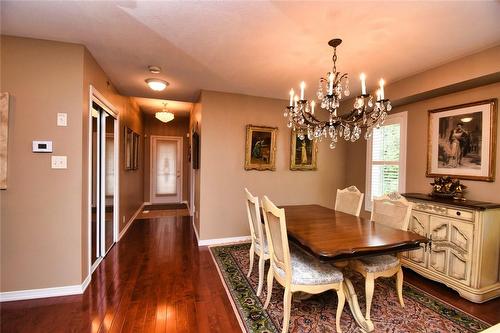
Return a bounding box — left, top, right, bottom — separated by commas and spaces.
365, 112, 407, 210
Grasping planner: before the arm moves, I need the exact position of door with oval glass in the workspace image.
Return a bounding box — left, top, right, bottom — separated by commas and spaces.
150, 136, 182, 203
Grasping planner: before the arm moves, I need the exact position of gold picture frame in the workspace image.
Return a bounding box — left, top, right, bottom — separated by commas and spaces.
0, 93, 10, 189
426, 99, 497, 182
124, 127, 140, 171
290, 130, 318, 171
244, 125, 277, 171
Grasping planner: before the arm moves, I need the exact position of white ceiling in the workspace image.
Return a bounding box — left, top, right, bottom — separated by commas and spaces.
133, 97, 192, 117
2, 1, 500, 103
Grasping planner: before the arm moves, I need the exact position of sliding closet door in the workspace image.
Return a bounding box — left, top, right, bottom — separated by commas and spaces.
101, 111, 116, 255
90, 108, 100, 267
92, 99, 117, 263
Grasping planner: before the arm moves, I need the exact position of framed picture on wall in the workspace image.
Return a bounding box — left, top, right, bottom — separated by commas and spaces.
290, 130, 317, 171
427, 99, 497, 182
0, 93, 10, 189
192, 131, 200, 170
244, 125, 277, 171
124, 127, 133, 170
124, 127, 139, 171
132, 132, 139, 170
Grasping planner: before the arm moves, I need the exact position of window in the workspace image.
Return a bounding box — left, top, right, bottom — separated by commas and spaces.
365, 112, 407, 210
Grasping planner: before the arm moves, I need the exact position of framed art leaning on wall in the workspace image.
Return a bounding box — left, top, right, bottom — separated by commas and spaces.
427, 99, 497, 182
244, 125, 277, 171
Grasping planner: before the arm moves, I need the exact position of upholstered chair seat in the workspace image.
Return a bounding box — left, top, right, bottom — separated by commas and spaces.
354, 255, 400, 273
276, 245, 344, 285
255, 238, 269, 255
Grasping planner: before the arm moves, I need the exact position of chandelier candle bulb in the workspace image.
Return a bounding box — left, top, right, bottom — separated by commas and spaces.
311, 100, 316, 114
379, 79, 385, 99
289, 89, 294, 107
300, 81, 305, 100
360, 73, 367, 95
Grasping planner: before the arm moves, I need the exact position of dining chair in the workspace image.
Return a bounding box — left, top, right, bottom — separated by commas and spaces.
349, 192, 412, 324
244, 188, 270, 296
335, 185, 364, 216
261, 195, 346, 333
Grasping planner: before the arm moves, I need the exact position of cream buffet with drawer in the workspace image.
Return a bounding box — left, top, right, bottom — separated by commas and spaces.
401, 193, 500, 303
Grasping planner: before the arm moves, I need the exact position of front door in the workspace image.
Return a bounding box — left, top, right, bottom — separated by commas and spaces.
151, 136, 182, 203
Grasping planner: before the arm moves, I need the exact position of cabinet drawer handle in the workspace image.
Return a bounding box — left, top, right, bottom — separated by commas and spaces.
456, 211, 461, 216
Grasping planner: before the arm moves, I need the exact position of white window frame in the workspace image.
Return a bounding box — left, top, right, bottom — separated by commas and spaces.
365, 111, 407, 211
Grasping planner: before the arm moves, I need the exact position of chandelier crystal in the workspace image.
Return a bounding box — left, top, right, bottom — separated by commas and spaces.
155, 102, 174, 123
285, 38, 392, 149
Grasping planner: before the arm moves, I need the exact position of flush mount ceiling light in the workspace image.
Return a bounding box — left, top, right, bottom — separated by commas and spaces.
148, 65, 161, 74
145, 78, 169, 91
155, 102, 174, 123
460, 117, 473, 123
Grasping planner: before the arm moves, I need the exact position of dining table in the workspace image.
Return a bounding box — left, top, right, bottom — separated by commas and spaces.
281, 204, 429, 333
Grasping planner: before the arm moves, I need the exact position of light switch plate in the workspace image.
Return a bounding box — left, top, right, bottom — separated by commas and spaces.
57, 113, 67, 126
32, 141, 53, 153
51, 156, 67, 169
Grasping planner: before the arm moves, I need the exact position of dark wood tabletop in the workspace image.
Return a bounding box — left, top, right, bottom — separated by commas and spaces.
282, 204, 428, 261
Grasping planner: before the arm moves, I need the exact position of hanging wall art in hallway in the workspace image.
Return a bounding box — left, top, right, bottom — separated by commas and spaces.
0, 93, 10, 189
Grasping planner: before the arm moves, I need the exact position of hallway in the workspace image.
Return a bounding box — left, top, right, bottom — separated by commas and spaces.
0, 217, 240, 333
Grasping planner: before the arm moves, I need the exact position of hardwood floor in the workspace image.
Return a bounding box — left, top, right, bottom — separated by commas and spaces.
0, 216, 240, 333
1, 216, 499, 332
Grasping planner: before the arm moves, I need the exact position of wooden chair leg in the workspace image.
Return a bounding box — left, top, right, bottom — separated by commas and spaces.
247, 243, 255, 278
282, 288, 292, 333
264, 267, 274, 309
396, 267, 405, 308
256, 256, 265, 296
335, 287, 346, 333
365, 273, 375, 321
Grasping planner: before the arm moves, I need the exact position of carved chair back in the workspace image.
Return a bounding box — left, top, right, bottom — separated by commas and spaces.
261, 196, 292, 284
335, 185, 364, 216
371, 192, 412, 231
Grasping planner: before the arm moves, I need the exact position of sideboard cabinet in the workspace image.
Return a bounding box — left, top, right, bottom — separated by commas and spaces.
401, 193, 500, 303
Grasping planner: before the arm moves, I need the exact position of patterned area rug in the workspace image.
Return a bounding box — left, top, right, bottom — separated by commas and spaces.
210, 243, 490, 333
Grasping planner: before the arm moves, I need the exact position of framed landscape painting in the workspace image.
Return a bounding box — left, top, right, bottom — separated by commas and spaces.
290, 130, 317, 171
427, 99, 497, 182
244, 125, 277, 171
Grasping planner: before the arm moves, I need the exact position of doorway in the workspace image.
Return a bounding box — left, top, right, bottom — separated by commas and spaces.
150, 136, 183, 204
89, 90, 119, 272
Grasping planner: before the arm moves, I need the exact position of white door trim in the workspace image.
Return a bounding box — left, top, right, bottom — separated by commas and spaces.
150, 135, 183, 203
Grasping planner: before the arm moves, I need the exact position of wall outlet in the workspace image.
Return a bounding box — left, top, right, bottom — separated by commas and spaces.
122, 216, 126, 224
57, 113, 67, 126
51, 156, 67, 169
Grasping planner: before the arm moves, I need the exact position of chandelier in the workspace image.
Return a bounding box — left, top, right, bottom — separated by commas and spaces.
155, 102, 174, 123
285, 38, 392, 149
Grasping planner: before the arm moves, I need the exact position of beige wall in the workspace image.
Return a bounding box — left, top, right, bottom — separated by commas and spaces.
1, 36, 85, 291
0, 36, 145, 292
143, 114, 189, 203
198, 90, 347, 240
347, 82, 500, 218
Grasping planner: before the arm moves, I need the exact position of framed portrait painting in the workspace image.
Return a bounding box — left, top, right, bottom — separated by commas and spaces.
427, 99, 497, 182
245, 125, 277, 171
290, 130, 317, 170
